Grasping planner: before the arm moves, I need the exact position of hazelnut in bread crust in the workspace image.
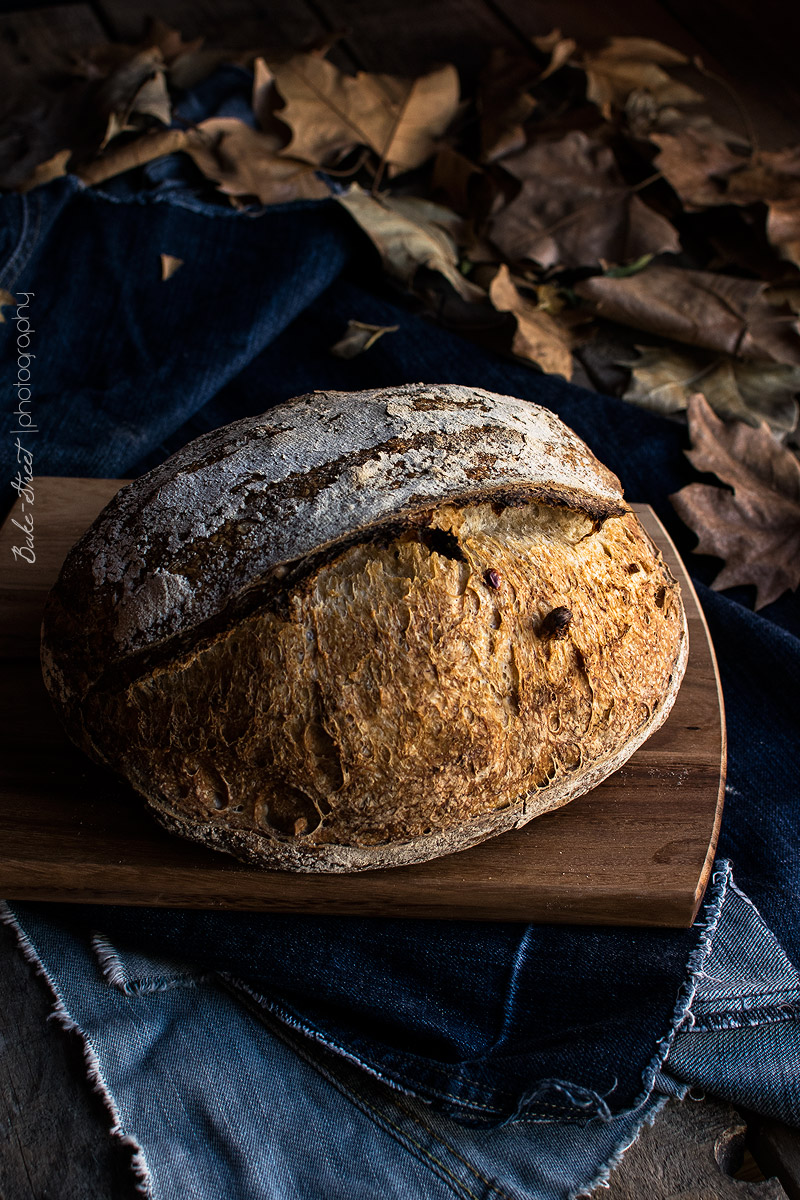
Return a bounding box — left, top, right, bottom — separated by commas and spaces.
41, 384, 688, 872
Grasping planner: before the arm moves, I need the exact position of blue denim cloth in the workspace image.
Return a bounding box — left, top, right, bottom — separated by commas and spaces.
1, 64, 799, 1191
1, 902, 669, 1200
3, 866, 799, 1198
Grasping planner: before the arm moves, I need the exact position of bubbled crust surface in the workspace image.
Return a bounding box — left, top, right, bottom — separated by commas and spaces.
82, 500, 687, 872
40, 383, 626, 750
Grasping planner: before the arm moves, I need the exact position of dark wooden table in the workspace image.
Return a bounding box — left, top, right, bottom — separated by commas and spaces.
1, 1, 799, 1196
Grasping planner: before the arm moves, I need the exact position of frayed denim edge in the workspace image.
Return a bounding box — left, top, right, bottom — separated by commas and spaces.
0, 901, 153, 1199
90, 930, 212, 995
639, 861, 731, 1102
571, 1094, 669, 1198
569, 862, 729, 1192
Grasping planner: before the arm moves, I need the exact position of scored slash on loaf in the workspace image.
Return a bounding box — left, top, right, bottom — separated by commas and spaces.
40, 384, 688, 872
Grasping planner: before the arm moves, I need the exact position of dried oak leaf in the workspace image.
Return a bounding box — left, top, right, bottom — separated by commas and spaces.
576, 266, 800, 367
489, 265, 573, 378
670, 392, 800, 607
579, 37, 703, 119
489, 130, 679, 270
330, 320, 398, 358
622, 344, 800, 435
269, 55, 459, 175
337, 186, 482, 301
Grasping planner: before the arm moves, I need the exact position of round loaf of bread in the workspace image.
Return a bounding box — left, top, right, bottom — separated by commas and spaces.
41, 383, 687, 872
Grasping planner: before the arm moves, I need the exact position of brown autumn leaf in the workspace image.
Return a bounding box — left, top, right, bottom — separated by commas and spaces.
330, 320, 398, 358
489, 264, 573, 378
269, 55, 459, 175
580, 37, 703, 119
532, 29, 578, 81
337, 186, 483, 301
0, 290, 16, 321
651, 128, 746, 208
653, 139, 800, 267
252, 56, 277, 132
88, 47, 172, 150
78, 119, 330, 204
576, 266, 800, 367
489, 130, 680, 270
18, 149, 71, 193
670, 392, 800, 607
160, 253, 184, 281
476, 31, 580, 165
622, 344, 800, 434
476, 47, 538, 164
185, 118, 330, 205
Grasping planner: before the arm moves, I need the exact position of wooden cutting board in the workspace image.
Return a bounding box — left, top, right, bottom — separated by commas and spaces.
0, 478, 725, 925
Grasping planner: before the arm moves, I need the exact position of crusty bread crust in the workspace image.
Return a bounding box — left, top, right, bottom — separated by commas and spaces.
41, 385, 687, 872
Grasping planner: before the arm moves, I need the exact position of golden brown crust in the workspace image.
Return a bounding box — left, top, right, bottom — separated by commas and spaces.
83, 501, 686, 871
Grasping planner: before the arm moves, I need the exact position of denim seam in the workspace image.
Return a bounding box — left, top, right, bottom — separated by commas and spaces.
219, 974, 517, 1117
0, 902, 152, 1197
223, 977, 511, 1200
680, 1008, 800, 1034
0, 193, 40, 291
223, 976, 617, 1127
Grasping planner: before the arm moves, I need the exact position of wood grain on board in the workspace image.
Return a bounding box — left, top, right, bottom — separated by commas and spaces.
0, 477, 725, 926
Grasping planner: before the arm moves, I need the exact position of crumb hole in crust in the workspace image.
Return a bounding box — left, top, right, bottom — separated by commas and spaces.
260, 786, 323, 837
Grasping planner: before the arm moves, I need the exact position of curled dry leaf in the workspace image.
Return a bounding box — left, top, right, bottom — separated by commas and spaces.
489, 264, 573, 378
75, 127, 190, 186
622, 344, 800, 434
337, 185, 482, 301
269, 55, 459, 175
579, 37, 703, 119
671, 392, 800, 607
576, 266, 800, 367
489, 130, 679, 269
330, 320, 398, 358
160, 253, 183, 281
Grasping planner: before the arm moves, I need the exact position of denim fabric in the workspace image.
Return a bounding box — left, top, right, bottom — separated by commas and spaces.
4, 868, 798, 1199
663, 878, 800, 1122
1, 902, 670, 1200
1, 63, 799, 1151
